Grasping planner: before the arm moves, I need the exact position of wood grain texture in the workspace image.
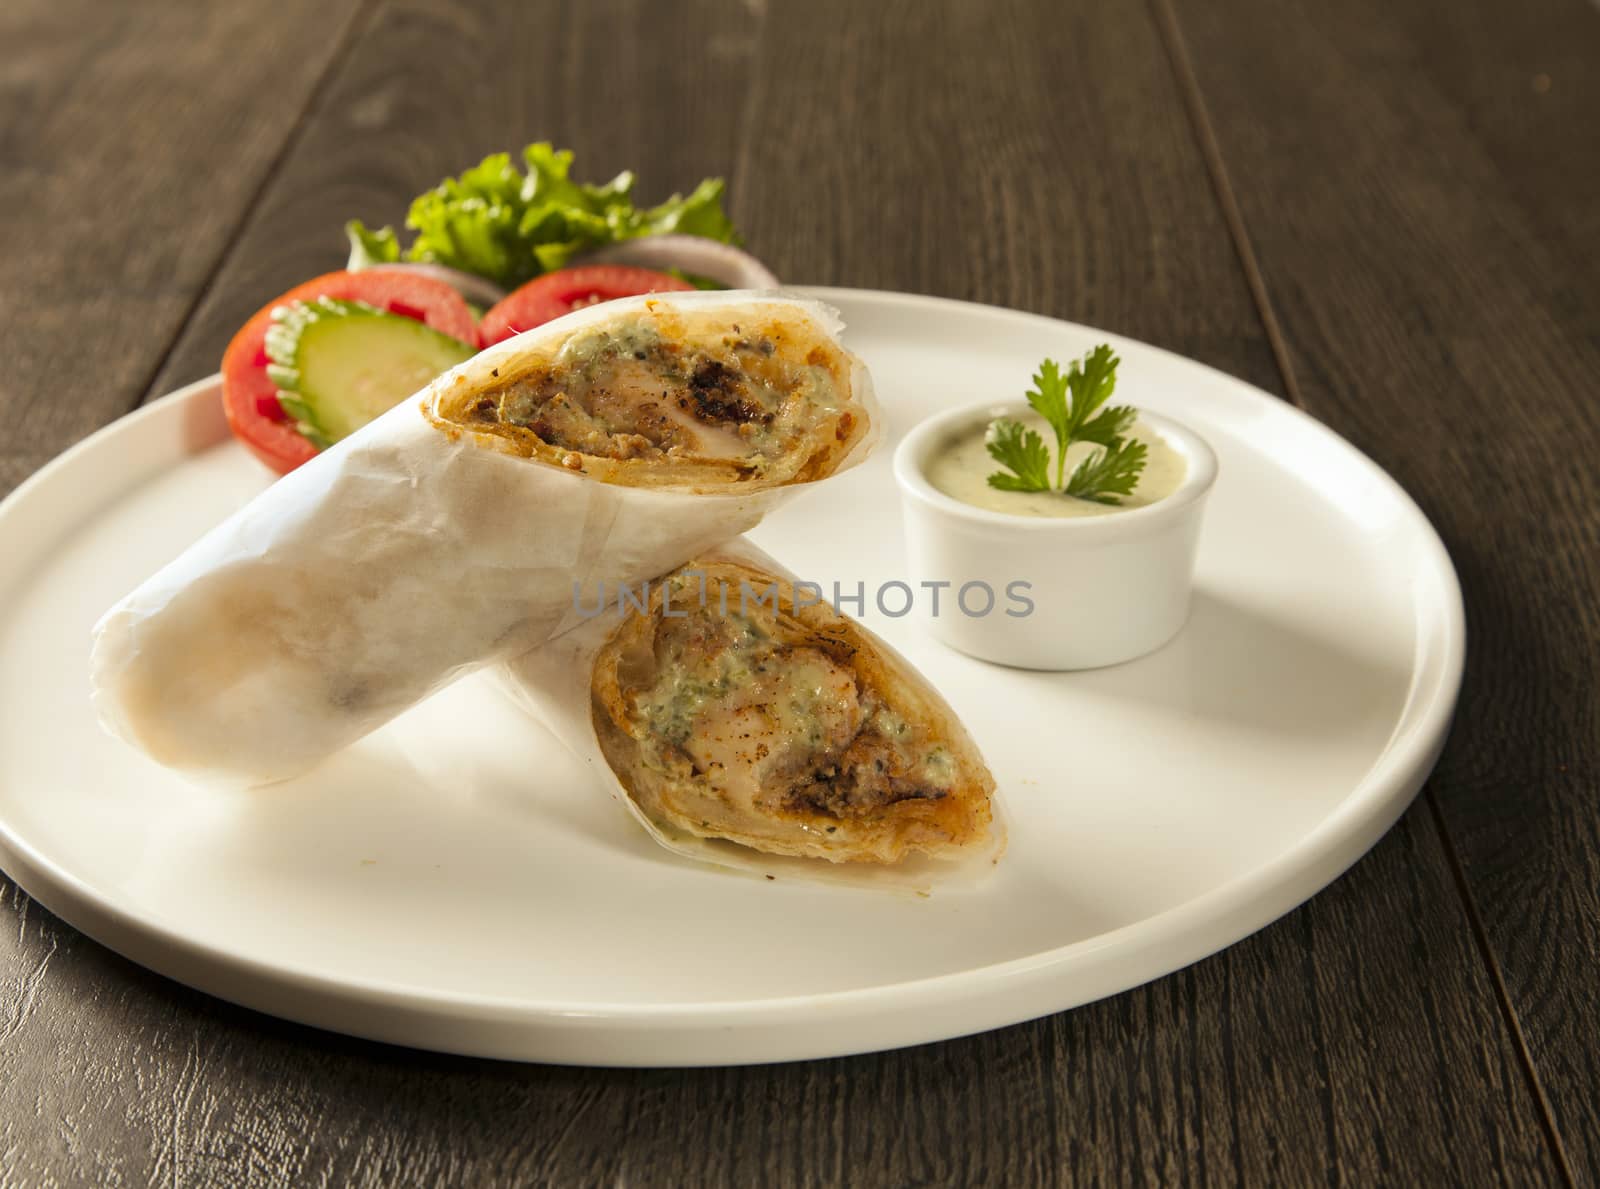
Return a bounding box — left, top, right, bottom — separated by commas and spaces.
0, 0, 368, 499
0, 0, 1583, 1183
1165, 0, 1600, 1178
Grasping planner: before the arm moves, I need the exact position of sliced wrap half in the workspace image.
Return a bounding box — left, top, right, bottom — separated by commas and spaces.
501, 541, 1004, 881
91, 292, 876, 785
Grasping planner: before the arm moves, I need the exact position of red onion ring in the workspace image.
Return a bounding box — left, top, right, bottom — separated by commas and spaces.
576, 236, 780, 289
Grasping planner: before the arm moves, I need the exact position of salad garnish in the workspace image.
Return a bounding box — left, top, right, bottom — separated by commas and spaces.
220, 143, 752, 473
346, 142, 740, 290
985, 346, 1148, 504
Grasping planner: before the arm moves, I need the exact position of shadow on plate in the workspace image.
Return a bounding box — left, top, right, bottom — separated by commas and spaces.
1051, 588, 1412, 742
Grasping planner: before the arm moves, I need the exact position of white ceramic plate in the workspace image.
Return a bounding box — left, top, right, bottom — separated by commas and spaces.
0, 289, 1463, 1066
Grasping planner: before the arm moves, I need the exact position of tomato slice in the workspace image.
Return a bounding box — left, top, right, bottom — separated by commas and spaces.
221, 269, 476, 474
477, 265, 695, 348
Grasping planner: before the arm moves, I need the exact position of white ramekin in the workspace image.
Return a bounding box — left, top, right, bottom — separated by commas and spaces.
893, 403, 1218, 670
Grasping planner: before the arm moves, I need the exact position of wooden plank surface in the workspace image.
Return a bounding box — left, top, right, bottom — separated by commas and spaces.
0, 0, 369, 498
1164, 0, 1600, 1178
0, 0, 1590, 1182
150, 0, 762, 398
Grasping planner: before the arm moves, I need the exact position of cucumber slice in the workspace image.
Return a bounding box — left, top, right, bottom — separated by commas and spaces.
265, 297, 476, 448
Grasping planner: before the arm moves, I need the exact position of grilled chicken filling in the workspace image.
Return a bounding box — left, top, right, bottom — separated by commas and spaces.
463, 314, 852, 475
626, 592, 956, 822
588, 556, 998, 866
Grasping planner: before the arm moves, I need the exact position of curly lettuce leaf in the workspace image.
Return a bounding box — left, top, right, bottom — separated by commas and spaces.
345, 220, 401, 269
345, 143, 740, 289
637, 178, 738, 241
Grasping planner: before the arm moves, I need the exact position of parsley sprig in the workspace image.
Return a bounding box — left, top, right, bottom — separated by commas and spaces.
985, 345, 1148, 504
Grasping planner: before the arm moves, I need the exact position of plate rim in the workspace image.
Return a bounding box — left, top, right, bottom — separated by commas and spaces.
0, 287, 1465, 1064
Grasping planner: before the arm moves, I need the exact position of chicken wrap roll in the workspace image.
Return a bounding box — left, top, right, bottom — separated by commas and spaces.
501, 541, 1003, 879
91, 293, 876, 786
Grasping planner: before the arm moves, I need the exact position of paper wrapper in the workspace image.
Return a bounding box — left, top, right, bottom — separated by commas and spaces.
91, 293, 876, 786
498, 540, 1007, 891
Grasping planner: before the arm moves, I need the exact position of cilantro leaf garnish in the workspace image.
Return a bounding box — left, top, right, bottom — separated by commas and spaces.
1065, 345, 1121, 431
1074, 403, 1138, 449
985, 344, 1148, 503
984, 420, 1052, 492
1066, 437, 1149, 504
1024, 358, 1071, 488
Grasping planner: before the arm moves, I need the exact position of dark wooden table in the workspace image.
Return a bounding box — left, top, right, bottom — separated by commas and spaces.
3, 0, 1597, 1183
